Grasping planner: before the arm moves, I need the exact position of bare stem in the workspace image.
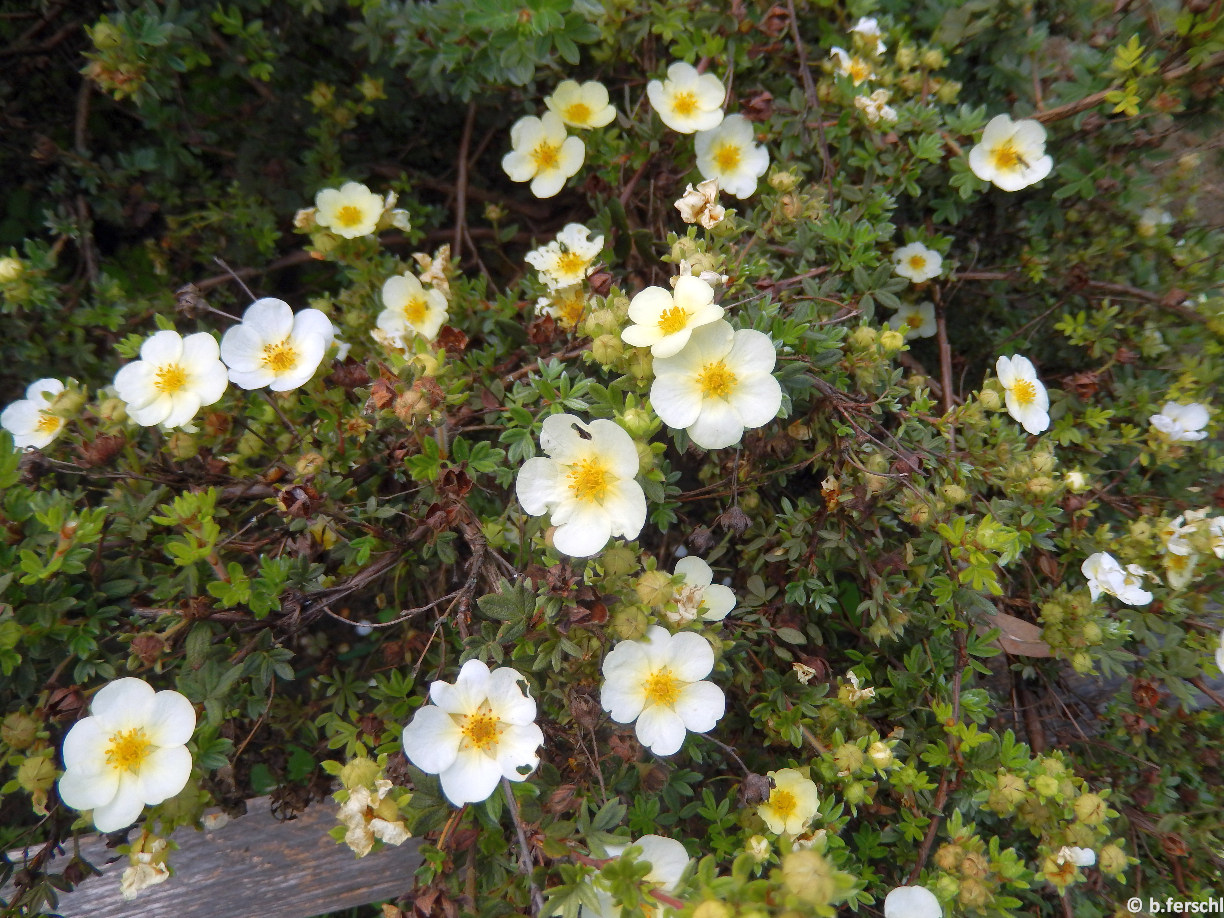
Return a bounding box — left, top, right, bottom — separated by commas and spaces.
503, 778, 545, 916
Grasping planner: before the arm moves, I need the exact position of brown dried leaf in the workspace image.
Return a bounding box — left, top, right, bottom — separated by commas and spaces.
980, 611, 1052, 657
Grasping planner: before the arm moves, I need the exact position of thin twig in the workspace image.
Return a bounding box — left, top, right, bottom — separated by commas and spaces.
453, 100, 477, 263
214, 257, 257, 302
705, 734, 751, 776
935, 296, 955, 416
194, 250, 315, 292
785, 0, 833, 191
503, 778, 546, 916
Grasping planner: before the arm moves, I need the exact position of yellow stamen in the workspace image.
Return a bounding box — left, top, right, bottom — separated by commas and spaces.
905, 314, 923, 330
714, 143, 742, 173
908, 255, 926, 271
671, 91, 698, 117
335, 205, 365, 228
848, 59, 872, 84
402, 297, 428, 325
658, 305, 691, 336
697, 361, 738, 398
990, 141, 1022, 172
769, 789, 797, 819
261, 339, 299, 373
1012, 379, 1037, 406
643, 669, 680, 706
567, 457, 610, 503
105, 727, 152, 773
564, 102, 591, 124
531, 141, 560, 171
154, 363, 187, 395
557, 291, 587, 328
460, 711, 502, 752
555, 251, 588, 279
35, 414, 61, 433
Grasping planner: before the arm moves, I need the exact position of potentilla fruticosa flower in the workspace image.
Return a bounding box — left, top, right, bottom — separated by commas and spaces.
892, 242, 943, 283
757, 768, 819, 835
1216, 629, 1224, 675
525, 223, 604, 290
1149, 401, 1210, 442
995, 354, 1049, 435
647, 61, 725, 133
1081, 551, 1152, 606
667, 555, 735, 624
650, 320, 783, 450
2, 378, 67, 450
694, 114, 770, 199
889, 302, 936, 340
1055, 846, 1096, 867
113, 330, 228, 429
621, 275, 723, 358
220, 298, 335, 392
515, 413, 647, 557
601, 625, 725, 756
401, 659, 544, 806
536, 286, 589, 329
579, 835, 690, 918
314, 181, 385, 238
58, 677, 196, 833
968, 115, 1053, 191
544, 79, 616, 129
829, 47, 874, 85
854, 89, 897, 124
338, 779, 411, 856
851, 16, 887, 54
377, 272, 449, 345
675, 179, 726, 229
884, 885, 943, 918
501, 112, 585, 199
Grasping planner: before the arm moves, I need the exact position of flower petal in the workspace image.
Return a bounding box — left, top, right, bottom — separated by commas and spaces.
485, 668, 537, 725
635, 705, 688, 756
91, 774, 148, 832
674, 556, 713, 587
438, 748, 503, 805
517, 457, 562, 516
58, 764, 120, 812
135, 744, 192, 804
672, 680, 725, 734
403, 705, 462, 775
144, 690, 196, 747
552, 502, 613, 557
665, 632, 715, 681
687, 399, 745, 449
497, 722, 544, 780
92, 678, 156, 729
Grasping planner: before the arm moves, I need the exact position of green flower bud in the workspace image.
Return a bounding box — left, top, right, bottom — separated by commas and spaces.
17, 753, 57, 795
833, 743, 865, 774
895, 46, 918, 69
921, 49, 947, 69
620, 406, 655, 439
694, 902, 732, 918
612, 606, 649, 640
600, 544, 639, 577
1098, 843, 1127, 876
1071, 651, 1094, 674
1033, 774, 1059, 798
978, 389, 1001, 410
1074, 792, 1108, 825
0, 257, 25, 283
1081, 621, 1103, 644
340, 756, 381, 790
879, 329, 906, 352
780, 850, 836, 905
849, 326, 878, 349
769, 171, 799, 192
591, 334, 624, 367
940, 484, 967, 504
635, 570, 674, 608
935, 80, 962, 104
2, 712, 39, 750
958, 877, 989, 910
934, 843, 964, 871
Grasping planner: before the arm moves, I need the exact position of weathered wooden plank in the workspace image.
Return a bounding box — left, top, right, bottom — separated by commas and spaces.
4, 798, 421, 918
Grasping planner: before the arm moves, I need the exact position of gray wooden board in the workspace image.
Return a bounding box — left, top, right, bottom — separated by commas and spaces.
3, 797, 421, 918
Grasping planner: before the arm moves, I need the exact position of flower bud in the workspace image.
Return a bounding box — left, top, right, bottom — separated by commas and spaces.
780, 850, 837, 905
295, 452, 326, 477
921, 49, 947, 69
896, 45, 918, 69
600, 544, 638, 577
591, 334, 624, 367
0, 257, 25, 283
978, 388, 1001, 410
746, 835, 771, 862
1027, 476, 1056, 496
934, 843, 964, 871
91, 22, 122, 50
958, 877, 989, 910
935, 80, 962, 104
940, 484, 967, 504
1071, 651, 1094, 674
833, 743, 864, 774
612, 606, 649, 640
769, 171, 799, 192
340, 756, 381, 791
1081, 621, 1103, 644
849, 326, 878, 349
2, 712, 39, 750
17, 753, 57, 796
694, 902, 732, 918
1033, 774, 1059, 798
1097, 843, 1127, 876
879, 329, 905, 352
166, 431, 198, 460
867, 741, 893, 769
1064, 470, 1089, 492
1073, 792, 1108, 825
620, 406, 655, 439
635, 570, 674, 608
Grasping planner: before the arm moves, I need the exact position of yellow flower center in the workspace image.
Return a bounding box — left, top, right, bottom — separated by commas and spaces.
460, 711, 502, 752
1167, 554, 1189, 572
402, 296, 428, 325
643, 668, 680, 706
714, 143, 742, 173
671, 90, 698, 117
35, 414, 62, 434
848, 59, 872, 84
769, 789, 797, 819
990, 140, 1023, 172
658, 305, 691, 336
697, 361, 738, 398
564, 102, 591, 124
261, 339, 299, 373
335, 204, 365, 228
1011, 378, 1037, 406
908, 255, 926, 272
567, 457, 610, 503
905, 313, 923, 330
531, 140, 560, 171
557, 291, 587, 327
555, 251, 588, 279
105, 726, 152, 773
154, 363, 188, 395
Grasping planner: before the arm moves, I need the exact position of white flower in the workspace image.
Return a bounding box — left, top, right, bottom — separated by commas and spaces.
377, 272, 449, 345
114, 331, 228, 429
667, 555, 736, 624
673, 259, 729, 289
851, 17, 887, 54
338, 780, 410, 857
841, 670, 876, 704
892, 243, 943, 283
884, 885, 943, 918
1149, 401, 1210, 442
1210, 517, 1224, 560
515, 413, 647, 557
1164, 550, 1198, 591
1081, 552, 1153, 606
120, 861, 169, 900
220, 298, 334, 392
647, 61, 725, 134
650, 320, 782, 450
2, 378, 67, 450
792, 662, 819, 684
968, 115, 1053, 191
315, 181, 384, 239
502, 112, 585, 199
1137, 207, 1172, 237
413, 244, 451, 298
830, 47, 874, 85
757, 768, 819, 835
0, 256, 24, 283
694, 114, 770, 199
536, 286, 590, 330
1160, 512, 1202, 556
854, 89, 898, 124
995, 354, 1049, 435
621, 275, 723, 358
545, 79, 616, 129
579, 835, 690, 918
57, 677, 196, 833
525, 223, 604, 290
401, 659, 544, 807
889, 302, 936, 340
1065, 470, 1090, 492
601, 625, 725, 756
675, 179, 726, 229
1216, 629, 1224, 675
1055, 846, 1096, 867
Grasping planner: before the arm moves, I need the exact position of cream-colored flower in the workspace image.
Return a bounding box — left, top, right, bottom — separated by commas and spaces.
621, 275, 723, 358
413, 244, 451, 298
2, 378, 68, 450
220, 298, 335, 392
401, 660, 543, 806
793, 662, 819, 684
58, 678, 196, 833
889, 302, 936, 340
884, 886, 942, 918
536, 285, 590, 329
851, 17, 887, 54
113, 331, 228, 429
502, 112, 585, 199
1081, 552, 1152, 606
545, 79, 616, 129
675, 179, 726, 229
0, 256, 24, 283
579, 835, 690, 918
892, 242, 943, 283
968, 115, 1053, 191
854, 89, 897, 124
647, 61, 725, 133
315, 181, 384, 238
601, 625, 725, 756
650, 320, 782, 450
120, 861, 169, 900
1163, 549, 1198, 591
829, 47, 874, 85
1216, 629, 1224, 675
995, 354, 1049, 435
758, 768, 819, 835
515, 413, 646, 557
694, 114, 770, 199
667, 555, 736, 624
525, 223, 604, 290
1149, 401, 1210, 442
338, 780, 410, 857
1055, 846, 1096, 867
1064, 470, 1090, 492
840, 670, 876, 704
377, 272, 449, 345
